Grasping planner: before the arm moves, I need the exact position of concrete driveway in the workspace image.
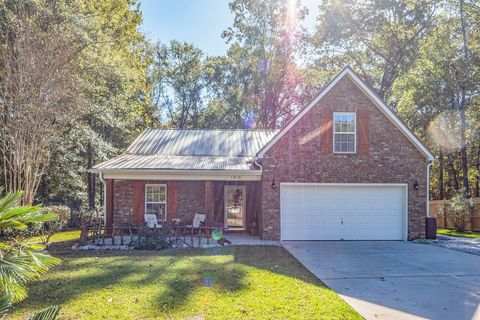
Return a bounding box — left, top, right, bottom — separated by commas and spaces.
282, 241, 480, 320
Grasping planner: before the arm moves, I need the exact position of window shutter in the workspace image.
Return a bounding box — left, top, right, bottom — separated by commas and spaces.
132, 181, 145, 222
357, 108, 370, 154
319, 108, 333, 154
167, 181, 178, 220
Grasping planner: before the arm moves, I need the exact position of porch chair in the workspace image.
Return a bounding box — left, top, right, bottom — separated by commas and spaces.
189, 213, 222, 245
144, 213, 159, 229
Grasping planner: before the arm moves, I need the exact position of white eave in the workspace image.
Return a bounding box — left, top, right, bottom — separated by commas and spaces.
90, 168, 262, 181
256, 66, 434, 162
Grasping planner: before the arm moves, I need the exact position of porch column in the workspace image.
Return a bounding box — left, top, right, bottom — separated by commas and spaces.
205, 180, 214, 226
105, 179, 114, 234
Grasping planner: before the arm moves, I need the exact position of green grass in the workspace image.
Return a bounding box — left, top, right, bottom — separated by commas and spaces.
9, 246, 361, 320
438, 228, 480, 239
30, 230, 80, 244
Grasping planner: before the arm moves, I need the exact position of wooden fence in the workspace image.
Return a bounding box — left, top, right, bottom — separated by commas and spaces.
430, 199, 480, 231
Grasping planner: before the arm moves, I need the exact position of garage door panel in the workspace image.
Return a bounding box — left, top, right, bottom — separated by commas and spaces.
281, 184, 406, 241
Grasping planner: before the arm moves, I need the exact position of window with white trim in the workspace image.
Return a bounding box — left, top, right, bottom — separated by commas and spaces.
333, 112, 356, 153
145, 184, 167, 220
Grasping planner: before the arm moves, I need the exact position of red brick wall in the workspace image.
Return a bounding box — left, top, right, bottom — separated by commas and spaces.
110, 180, 261, 230
112, 180, 205, 224
113, 180, 133, 223
260, 76, 428, 240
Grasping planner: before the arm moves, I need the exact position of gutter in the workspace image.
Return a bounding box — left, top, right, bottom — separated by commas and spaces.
426, 160, 434, 217
98, 172, 107, 226
254, 159, 263, 171
90, 168, 263, 176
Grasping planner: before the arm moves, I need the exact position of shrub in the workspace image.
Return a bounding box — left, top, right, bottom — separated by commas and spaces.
28, 206, 71, 243
446, 190, 474, 232
71, 207, 103, 228
131, 224, 172, 250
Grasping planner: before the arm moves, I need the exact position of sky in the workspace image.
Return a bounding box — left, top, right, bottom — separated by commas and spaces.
139, 0, 320, 56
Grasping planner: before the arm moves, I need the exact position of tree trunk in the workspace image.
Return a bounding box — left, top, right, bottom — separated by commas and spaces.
447, 153, 459, 194
459, 0, 470, 196
459, 108, 469, 195
439, 147, 444, 200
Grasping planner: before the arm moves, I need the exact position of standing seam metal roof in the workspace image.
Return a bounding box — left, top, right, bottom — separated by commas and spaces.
93, 129, 278, 171
126, 129, 278, 157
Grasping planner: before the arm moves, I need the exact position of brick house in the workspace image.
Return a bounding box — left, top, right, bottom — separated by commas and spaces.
92, 67, 434, 241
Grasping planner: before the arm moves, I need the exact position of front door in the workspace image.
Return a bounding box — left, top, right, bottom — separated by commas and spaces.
224, 186, 246, 229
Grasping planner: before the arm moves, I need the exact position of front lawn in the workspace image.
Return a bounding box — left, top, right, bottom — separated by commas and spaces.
30, 230, 81, 244
437, 228, 480, 239
10, 246, 361, 320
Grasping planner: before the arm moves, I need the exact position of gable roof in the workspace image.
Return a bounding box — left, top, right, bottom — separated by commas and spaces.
92, 129, 278, 172
256, 66, 434, 161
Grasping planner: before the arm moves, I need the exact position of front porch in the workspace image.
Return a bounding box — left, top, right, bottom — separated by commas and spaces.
104, 179, 263, 237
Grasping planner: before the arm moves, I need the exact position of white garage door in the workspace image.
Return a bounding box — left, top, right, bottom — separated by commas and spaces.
281, 184, 407, 241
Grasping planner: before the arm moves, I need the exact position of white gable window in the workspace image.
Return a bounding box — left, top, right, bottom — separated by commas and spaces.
333, 112, 356, 153
145, 184, 167, 220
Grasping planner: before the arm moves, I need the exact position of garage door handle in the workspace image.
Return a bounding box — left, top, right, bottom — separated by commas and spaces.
341, 219, 344, 224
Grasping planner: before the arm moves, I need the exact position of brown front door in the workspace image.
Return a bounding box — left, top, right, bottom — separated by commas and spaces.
224, 186, 245, 229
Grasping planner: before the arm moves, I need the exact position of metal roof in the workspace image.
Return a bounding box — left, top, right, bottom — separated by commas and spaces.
93, 129, 278, 172
126, 128, 278, 157
93, 155, 257, 171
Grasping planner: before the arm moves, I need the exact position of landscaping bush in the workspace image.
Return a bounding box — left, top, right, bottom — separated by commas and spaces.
131, 224, 172, 250
32, 205, 71, 243
69, 207, 103, 228
446, 190, 474, 232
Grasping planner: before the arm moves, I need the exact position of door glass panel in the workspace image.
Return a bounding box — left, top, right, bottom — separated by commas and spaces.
225, 187, 244, 228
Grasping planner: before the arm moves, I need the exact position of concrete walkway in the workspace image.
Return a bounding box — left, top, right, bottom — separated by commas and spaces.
282, 241, 480, 320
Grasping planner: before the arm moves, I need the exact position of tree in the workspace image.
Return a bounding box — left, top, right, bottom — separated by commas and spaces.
151, 41, 207, 128
0, 0, 85, 204
310, 0, 438, 100
223, 0, 307, 128
26, 0, 156, 210
392, 1, 480, 198
0, 189, 61, 318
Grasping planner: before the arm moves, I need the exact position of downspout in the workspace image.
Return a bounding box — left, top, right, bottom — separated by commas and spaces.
426, 161, 433, 217
98, 171, 107, 226
254, 159, 263, 171
254, 159, 263, 238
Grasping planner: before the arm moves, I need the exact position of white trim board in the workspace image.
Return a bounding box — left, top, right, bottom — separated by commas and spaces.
257, 66, 434, 161
102, 170, 261, 181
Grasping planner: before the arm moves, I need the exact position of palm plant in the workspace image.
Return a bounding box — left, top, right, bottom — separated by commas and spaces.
0, 189, 61, 318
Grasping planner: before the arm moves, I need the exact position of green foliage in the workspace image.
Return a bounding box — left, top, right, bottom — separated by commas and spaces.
26, 206, 71, 244
151, 41, 207, 128
26, 305, 61, 320
446, 189, 474, 232
0, 193, 56, 231
0, 0, 157, 214
131, 224, 172, 250
0, 189, 61, 320
311, 0, 438, 99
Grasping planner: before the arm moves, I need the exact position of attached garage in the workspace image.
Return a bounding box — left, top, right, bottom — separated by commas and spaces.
280, 183, 408, 241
